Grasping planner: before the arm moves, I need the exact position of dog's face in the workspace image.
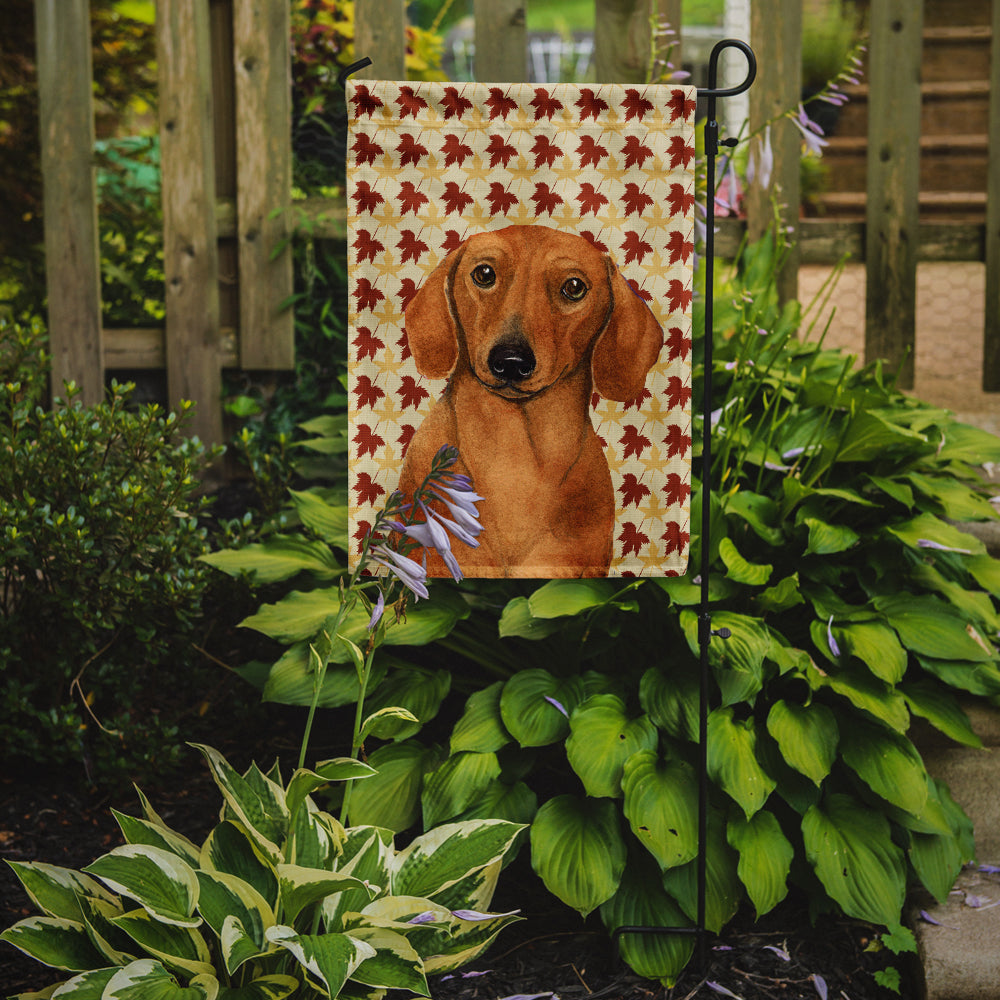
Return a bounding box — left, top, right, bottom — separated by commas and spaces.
405, 225, 663, 402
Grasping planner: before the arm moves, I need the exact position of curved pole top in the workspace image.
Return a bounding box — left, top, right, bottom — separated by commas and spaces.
698, 39, 756, 99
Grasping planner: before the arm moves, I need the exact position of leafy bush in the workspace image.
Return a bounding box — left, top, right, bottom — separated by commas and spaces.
1, 743, 524, 998
0, 317, 220, 783
214, 233, 1000, 984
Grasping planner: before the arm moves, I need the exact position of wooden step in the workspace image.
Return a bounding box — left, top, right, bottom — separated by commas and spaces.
922, 25, 993, 83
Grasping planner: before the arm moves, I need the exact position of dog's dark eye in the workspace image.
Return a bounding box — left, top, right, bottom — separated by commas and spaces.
471, 264, 496, 288
561, 277, 588, 301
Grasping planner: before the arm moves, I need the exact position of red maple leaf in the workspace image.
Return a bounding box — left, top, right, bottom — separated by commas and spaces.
442, 133, 474, 166
621, 230, 653, 265
623, 386, 653, 411
665, 326, 692, 361
353, 519, 372, 549
531, 88, 563, 120
667, 278, 693, 314
442, 181, 474, 215
398, 277, 419, 311
352, 180, 384, 215
396, 86, 427, 119
622, 135, 653, 169
665, 375, 692, 409
353, 423, 385, 458
353, 229, 384, 264
351, 134, 383, 166
669, 88, 697, 123
663, 472, 692, 506
531, 182, 563, 216
397, 181, 429, 215
576, 134, 608, 167
355, 374, 385, 409
398, 424, 416, 456
352, 326, 383, 361
577, 182, 608, 216
354, 277, 384, 312
619, 521, 650, 558
398, 375, 430, 410
576, 88, 609, 120
351, 85, 383, 118
667, 230, 694, 264
629, 279, 653, 303
579, 231, 609, 254
622, 88, 654, 121
668, 183, 695, 216
531, 134, 562, 169
618, 472, 651, 507
486, 182, 518, 215
354, 472, 386, 506
398, 230, 429, 264
664, 424, 692, 458
441, 85, 472, 119
486, 133, 518, 168
442, 230, 464, 254
620, 424, 652, 459
485, 87, 518, 120
397, 133, 429, 167
662, 520, 690, 555
622, 182, 653, 216
669, 135, 695, 169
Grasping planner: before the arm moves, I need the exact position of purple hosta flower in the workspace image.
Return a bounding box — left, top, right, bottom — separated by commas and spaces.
451, 908, 521, 921
707, 983, 742, 999
811, 974, 828, 1000
367, 590, 385, 631
428, 481, 485, 541
544, 695, 569, 718
763, 944, 790, 962
917, 538, 973, 555
407, 911, 438, 925
827, 615, 841, 657
370, 544, 429, 600
715, 156, 742, 215
746, 125, 774, 191
791, 104, 828, 157
979, 864, 1000, 874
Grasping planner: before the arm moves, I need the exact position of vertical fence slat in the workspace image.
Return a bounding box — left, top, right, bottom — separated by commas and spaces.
594, 0, 650, 84
354, 0, 406, 80
34, 0, 103, 405
654, 0, 683, 79
983, 0, 1000, 390
157, 0, 222, 445
474, 0, 526, 82
746, 0, 801, 304
864, 0, 923, 389
233, 0, 293, 369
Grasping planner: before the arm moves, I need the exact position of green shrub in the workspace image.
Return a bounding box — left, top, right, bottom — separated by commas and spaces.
0, 317, 220, 783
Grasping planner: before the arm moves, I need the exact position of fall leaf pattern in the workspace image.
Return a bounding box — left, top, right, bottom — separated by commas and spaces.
347, 80, 696, 577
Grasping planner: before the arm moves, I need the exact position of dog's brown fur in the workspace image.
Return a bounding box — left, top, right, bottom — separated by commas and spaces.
397, 224, 663, 577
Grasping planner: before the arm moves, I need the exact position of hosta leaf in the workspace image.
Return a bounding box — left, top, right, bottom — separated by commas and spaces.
681, 610, 770, 706
707, 708, 776, 818
0, 916, 107, 971
288, 488, 349, 545
718, 536, 772, 586
200, 535, 340, 584
360, 706, 421, 742
46, 967, 117, 998
276, 865, 374, 925
530, 795, 626, 917
265, 926, 375, 997
724, 490, 784, 545
499, 670, 585, 747
802, 794, 906, 926
966, 553, 1000, 597
83, 846, 200, 928
621, 751, 699, 870
285, 759, 376, 822
527, 579, 619, 618
874, 594, 994, 662
450, 682, 511, 754
806, 660, 910, 732
639, 663, 699, 743
916, 655, 1000, 697
497, 597, 565, 639
195, 871, 273, 973
936, 421, 1000, 464
362, 667, 451, 740
566, 695, 658, 798
423, 906, 522, 974
322, 829, 393, 931
103, 959, 218, 1000
901, 680, 982, 748
886, 512, 985, 557
727, 811, 793, 917
261, 643, 387, 709
111, 908, 214, 978
346, 926, 428, 994
834, 410, 927, 463
908, 472, 998, 521
453, 779, 538, 827
5, 862, 117, 923
839, 718, 928, 816
833, 621, 907, 684
393, 820, 524, 900
600, 853, 694, 987
200, 822, 278, 910
347, 740, 442, 832
421, 751, 502, 828
910, 562, 1000, 633
216, 975, 299, 1000
765, 700, 838, 786
112, 813, 201, 868
802, 517, 859, 556
756, 573, 805, 614
909, 828, 965, 905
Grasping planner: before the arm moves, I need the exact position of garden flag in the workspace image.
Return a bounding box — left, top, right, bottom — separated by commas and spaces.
347, 80, 696, 578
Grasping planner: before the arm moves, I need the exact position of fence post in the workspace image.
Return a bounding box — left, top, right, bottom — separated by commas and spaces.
233, 0, 294, 369
157, 0, 223, 445
474, 0, 527, 82
746, 0, 801, 305
594, 0, 650, 84
983, 0, 1000, 391
354, 0, 407, 80
864, 0, 923, 389
34, 0, 104, 405
654, 0, 683, 79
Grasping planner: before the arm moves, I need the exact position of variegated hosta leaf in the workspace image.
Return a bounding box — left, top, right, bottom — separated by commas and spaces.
83, 846, 200, 928
362, 667, 452, 741
285, 760, 376, 824
422, 906, 522, 975
706, 707, 776, 819
765, 700, 838, 786
265, 925, 375, 998
77, 894, 136, 966
200, 822, 278, 910
214, 974, 299, 1000
112, 810, 202, 868
499, 669, 585, 747
421, 860, 501, 916
345, 926, 429, 995
102, 958, 218, 999
529, 795, 626, 917
323, 829, 393, 931
4, 861, 117, 922
46, 966, 118, 997
391, 820, 524, 901
421, 751, 501, 829
110, 908, 214, 979
288, 802, 343, 870
450, 681, 511, 754
195, 871, 274, 974
621, 751, 699, 871
276, 864, 375, 925
726, 810, 793, 918
0, 916, 107, 972
566, 695, 658, 799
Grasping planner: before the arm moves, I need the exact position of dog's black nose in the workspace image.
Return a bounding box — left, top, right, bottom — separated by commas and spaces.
488, 343, 536, 382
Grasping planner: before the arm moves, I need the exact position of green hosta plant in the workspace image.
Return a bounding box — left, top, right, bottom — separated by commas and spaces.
1, 743, 523, 999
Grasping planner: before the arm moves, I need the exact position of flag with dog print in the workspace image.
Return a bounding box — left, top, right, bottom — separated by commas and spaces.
347, 80, 695, 579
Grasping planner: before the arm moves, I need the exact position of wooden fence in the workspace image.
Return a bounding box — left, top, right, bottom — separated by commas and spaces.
33, 0, 1000, 445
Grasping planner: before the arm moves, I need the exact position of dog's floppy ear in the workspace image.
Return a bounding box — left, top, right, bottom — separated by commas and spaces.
591, 260, 663, 401
403, 249, 461, 379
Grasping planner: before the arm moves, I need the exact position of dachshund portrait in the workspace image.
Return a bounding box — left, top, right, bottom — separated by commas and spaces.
396, 224, 664, 578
